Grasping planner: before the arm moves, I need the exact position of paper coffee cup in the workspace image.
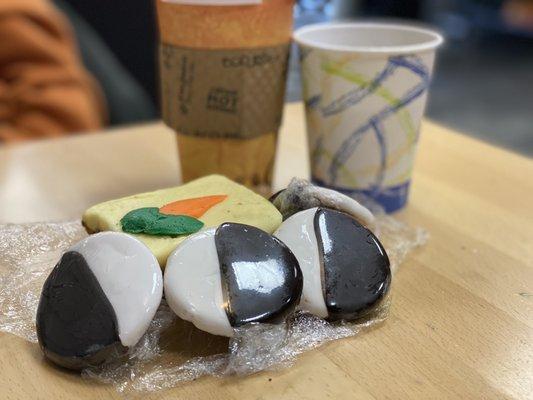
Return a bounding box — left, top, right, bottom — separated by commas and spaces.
156, 0, 294, 193
294, 23, 443, 212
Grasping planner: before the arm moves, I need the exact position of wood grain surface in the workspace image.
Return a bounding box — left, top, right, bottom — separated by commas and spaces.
0, 103, 532, 399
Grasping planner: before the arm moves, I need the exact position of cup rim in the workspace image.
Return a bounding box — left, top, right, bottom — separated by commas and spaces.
293, 22, 444, 54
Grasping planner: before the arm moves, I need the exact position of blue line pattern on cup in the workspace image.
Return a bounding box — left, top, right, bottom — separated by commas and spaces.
327, 55, 431, 193
306, 95, 321, 110
312, 178, 412, 213
370, 119, 387, 196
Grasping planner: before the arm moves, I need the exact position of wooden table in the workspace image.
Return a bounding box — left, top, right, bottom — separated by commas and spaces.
0, 103, 532, 399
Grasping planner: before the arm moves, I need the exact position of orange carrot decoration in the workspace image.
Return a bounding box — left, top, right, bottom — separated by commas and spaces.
159, 195, 228, 218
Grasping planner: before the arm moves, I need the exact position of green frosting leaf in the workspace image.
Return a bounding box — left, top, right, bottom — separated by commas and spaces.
120, 207, 204, 237
144, 214, 204, 236
120, 208, 160, 233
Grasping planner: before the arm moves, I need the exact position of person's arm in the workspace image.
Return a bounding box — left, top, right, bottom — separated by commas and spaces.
0, 0, 106, 142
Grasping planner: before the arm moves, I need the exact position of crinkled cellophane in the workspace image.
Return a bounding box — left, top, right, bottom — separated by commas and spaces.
0, 212, 427, 395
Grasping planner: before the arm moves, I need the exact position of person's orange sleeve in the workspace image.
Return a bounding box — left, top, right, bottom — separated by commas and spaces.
0, 0, 106, 142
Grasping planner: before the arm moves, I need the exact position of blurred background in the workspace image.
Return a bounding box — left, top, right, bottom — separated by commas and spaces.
48, 0, 533, 156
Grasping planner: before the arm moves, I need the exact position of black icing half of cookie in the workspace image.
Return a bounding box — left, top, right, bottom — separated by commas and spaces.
37, 251, 124, 370
274, 207, 391, 321
164, 223, 303, 337
215, 223, 303, 327
315, 208, 391, 320
36, 232, 162, 370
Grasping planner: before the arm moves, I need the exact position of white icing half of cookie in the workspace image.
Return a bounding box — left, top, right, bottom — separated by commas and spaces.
274, 208, 328, 318
70, 232, 163, 347
164, 229, 233, 337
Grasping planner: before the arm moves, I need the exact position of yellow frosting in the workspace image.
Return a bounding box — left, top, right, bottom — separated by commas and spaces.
82, 175, 282, 267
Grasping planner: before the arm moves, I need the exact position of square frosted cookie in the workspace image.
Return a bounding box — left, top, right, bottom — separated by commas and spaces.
82, 175, 282, 266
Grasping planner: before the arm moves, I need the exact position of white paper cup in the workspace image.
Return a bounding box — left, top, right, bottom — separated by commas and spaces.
294, 22, 443, 212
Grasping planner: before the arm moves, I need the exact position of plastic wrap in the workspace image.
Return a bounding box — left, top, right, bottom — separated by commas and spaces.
0, 214, 427, 395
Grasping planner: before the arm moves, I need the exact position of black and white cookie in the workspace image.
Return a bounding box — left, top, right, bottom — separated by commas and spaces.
274, 207, 391, 321
36, 232, 163, 370
270, 177, 375, 225
164, 223, 303, 337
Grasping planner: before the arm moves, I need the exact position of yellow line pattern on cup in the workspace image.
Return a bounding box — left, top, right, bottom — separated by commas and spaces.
322, 61, 417, 145
312, 146, 359, 186
318, 60, 420, 186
